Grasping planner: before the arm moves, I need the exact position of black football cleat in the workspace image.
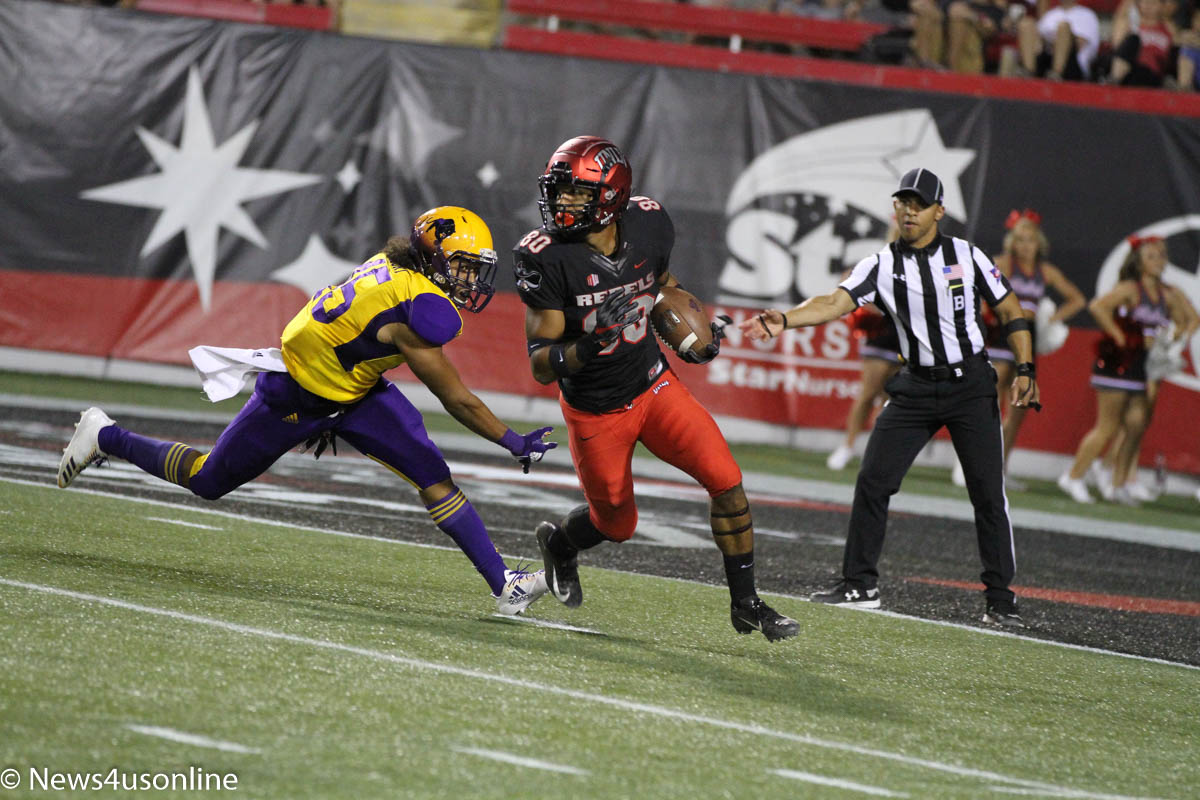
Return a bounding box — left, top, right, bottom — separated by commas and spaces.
982, 599, 1028, 629
730, 596, 799, 642
810, 581, 881, 608
535, 521, 582, 608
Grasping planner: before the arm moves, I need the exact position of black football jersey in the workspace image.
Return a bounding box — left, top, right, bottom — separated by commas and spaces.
514, 198, 675, 413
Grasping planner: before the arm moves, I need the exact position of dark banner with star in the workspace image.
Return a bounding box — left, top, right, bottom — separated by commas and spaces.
2, 0, 1199, 471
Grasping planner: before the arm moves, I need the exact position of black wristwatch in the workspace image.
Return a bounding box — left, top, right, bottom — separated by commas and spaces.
1016, 362, 1036, 378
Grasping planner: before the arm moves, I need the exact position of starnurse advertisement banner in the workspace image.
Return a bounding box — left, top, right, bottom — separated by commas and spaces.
2, 0, 1198, 472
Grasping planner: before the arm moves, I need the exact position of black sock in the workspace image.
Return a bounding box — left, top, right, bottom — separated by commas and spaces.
546, 527, 578, 560
558, 504, 607, 555
723, 552, 756, 604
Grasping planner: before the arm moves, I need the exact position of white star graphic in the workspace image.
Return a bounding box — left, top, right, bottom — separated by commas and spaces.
271, 234, 360, 297
477, 161, 500, 189
81, 66, 324, 311
336, 159, 362, 193
362, 85, 462, 175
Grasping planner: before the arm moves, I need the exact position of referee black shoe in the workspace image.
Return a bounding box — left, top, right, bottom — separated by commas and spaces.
982, 599, 1027, 629
810, 581, 881, 608
730, 596, 799, 642
535, 521, 582, 608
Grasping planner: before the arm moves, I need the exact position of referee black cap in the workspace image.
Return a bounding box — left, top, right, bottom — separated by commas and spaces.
892, 168, 944, 206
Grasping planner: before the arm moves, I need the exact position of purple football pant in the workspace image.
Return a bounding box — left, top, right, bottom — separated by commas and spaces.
186, 372, 451, 499
99, 371, 507, 594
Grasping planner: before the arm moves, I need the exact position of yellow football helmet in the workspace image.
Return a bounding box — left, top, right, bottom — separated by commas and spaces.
410, 206, 498, 313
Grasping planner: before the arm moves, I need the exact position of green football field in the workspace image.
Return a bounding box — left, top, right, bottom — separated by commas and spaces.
1, 479, 1195, 800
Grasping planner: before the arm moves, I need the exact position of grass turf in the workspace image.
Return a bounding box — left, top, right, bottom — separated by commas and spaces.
1, 480, 1196, 799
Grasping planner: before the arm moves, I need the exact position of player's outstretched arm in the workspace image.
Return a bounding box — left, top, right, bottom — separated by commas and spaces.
738, 289, 857, 341
390, 323, 556, 470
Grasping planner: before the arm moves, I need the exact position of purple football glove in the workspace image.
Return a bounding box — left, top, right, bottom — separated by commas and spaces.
498, 427, 558, 473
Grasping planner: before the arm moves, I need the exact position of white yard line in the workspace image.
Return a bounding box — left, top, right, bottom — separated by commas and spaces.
0, 577, 1169, 800
125, 724, 260, 754
146, 517, 223, 531
2, 475, 1195, 673
450, 746, 589, 775
771, 768, 909, 797
491, 614, 606, 635
989, 787, 1108, 797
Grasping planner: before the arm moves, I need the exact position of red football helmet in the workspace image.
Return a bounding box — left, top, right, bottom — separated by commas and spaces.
538, 136, 633, 235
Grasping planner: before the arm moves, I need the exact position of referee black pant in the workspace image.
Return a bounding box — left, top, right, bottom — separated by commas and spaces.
843, 355, 1017, 604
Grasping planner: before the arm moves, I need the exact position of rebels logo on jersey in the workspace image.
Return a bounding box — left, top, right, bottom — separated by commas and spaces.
514, 198, 676, 413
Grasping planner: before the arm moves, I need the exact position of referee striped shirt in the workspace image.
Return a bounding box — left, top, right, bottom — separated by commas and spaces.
839, 234, 1013, 368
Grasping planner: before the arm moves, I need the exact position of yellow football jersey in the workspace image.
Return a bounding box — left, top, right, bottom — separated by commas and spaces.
281, 254, 464, 404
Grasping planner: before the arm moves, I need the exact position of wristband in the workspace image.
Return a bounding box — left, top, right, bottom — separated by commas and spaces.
548, 344, 572, 379
1005, 317, 1031, 337
757, 314, 774, 339
1016, 362, 1036, 378
527, 337, 556, 357
548, 335, 605, 379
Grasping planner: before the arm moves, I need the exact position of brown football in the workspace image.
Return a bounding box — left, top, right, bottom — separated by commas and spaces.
650, 285, 713, 360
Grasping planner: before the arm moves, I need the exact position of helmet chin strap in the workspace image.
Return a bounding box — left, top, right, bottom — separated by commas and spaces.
555, 210, 577, 228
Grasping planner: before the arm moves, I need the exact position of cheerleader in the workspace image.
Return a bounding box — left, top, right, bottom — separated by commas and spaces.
827, 304, 902, 470
1058, 235, 1194, 503
952, 210, 1085, 487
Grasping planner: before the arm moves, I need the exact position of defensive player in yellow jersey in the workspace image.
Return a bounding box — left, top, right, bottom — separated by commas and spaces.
57, 207, 557, 615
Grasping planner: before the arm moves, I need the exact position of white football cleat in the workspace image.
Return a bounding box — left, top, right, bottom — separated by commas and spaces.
1057, 473, 1094, 504
826, 445, 854, 471
495, 568, 549, 615
57, 407, 114, 489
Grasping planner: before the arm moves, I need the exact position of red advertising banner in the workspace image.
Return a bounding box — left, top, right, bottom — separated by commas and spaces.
5, 268, 1197, 475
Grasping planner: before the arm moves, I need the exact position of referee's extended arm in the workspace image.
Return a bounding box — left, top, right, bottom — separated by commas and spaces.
739, 289, 857, 341
993, 291, 1041, 410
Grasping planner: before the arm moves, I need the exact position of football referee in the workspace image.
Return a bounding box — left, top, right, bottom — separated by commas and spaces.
740, 168, 1039, 628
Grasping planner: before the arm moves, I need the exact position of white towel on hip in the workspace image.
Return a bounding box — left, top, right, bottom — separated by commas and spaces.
188, 345, 287, 402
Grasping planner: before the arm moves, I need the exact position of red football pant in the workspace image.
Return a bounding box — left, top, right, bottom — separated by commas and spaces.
559, 369, 742, 541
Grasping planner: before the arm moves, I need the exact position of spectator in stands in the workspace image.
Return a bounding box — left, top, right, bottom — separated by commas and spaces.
1175, 2, 1200, 88
911, 0, 950, 66
778, 0, 853, 21
1109, 0, 1176, 86
944, 0, 1007, 73
1017, 0, 1101, 80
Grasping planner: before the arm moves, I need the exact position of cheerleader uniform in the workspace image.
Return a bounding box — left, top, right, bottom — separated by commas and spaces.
986, 261, 1045, 363
1090, 283, 1170, 392
851, 305, 901, 363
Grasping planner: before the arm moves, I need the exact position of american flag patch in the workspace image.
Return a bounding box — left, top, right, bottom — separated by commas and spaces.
943, 263, 963, 280
587, 274, 599, 287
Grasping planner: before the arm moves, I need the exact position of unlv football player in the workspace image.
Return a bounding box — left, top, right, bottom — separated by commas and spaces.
515, 135, 798, 642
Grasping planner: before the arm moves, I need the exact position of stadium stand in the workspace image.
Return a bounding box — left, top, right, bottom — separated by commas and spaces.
136, 0, 336, 30
121, 0, 1200, 113
505, 0, 891, 54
